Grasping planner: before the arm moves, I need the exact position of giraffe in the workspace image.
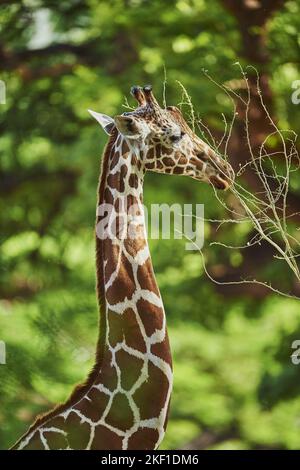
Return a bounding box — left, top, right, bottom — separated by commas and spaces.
12, 85, 234, 450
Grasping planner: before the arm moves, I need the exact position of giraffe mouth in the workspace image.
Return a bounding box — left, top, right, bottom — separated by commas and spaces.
208, 159, 235, 190
192, 151, 235, 190
209, 175, 230, 190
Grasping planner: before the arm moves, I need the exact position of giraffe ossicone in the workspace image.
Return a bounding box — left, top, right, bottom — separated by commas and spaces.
12, 86, 234, 450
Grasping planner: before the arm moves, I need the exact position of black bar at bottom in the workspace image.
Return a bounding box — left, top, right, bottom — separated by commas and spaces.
1, 449, 300, 466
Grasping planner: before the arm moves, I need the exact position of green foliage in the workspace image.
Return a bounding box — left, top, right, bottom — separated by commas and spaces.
0, 0, 300, 450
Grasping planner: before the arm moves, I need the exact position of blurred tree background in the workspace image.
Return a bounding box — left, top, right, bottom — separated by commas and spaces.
1, 0, 300, 450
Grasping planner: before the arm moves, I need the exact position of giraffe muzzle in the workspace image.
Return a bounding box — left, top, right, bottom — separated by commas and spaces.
193, 148, 235, 190
206, 149, 235, 190
209, 175, 230, 190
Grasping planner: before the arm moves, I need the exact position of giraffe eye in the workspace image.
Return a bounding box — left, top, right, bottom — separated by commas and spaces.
170, 131, 185, 143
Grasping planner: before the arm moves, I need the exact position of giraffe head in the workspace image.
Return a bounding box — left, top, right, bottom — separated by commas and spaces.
89, 85, 234, 190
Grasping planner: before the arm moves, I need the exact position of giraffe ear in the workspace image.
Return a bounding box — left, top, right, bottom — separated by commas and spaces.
114, 115, 141, 138
88, 110, 115, 135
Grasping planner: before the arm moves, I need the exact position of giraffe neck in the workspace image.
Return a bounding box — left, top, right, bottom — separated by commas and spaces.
13, 131, 173, 451
92, 131, 173, 449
